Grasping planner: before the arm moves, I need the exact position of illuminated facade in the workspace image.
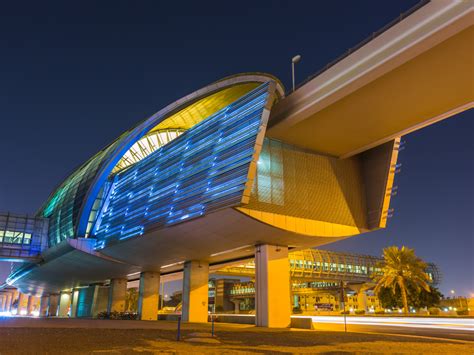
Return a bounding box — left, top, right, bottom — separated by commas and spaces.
94, 83, 274, 248
38, 78, 273, 248
2, 0, 471, 327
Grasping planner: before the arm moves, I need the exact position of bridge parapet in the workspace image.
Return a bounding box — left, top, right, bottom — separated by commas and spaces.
0, 212, 48, 262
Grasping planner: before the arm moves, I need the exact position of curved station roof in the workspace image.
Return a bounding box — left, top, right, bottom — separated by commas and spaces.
38, 74, 284, 248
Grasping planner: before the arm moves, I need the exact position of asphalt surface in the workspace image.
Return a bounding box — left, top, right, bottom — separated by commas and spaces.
1, 317, 473, 354
1, 315, 472, 343
309, 316, 474, 342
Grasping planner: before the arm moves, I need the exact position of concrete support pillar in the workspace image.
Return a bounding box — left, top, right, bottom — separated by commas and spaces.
5, 292, 13, 312
18, 293, 29, 315
138, 271, 160, 321
10, 291, 19, 313
70, 289, 80, 318
255, 244, 291, 328
48, 294, 59, 317
0, 295, 5, 311
92, 286, 109, 317
39, 296, 49, 317
27, 296, 35, 315
2, 292, 10, 312
74, 285, 108, 318
231, 300, 241, 314
108, 278, 127, 313
357, 292, 368, 312
58, 292, 72, 317
182, 260, 209, 323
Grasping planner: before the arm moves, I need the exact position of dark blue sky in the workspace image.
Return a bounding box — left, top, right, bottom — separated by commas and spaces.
0, 1, 472, 296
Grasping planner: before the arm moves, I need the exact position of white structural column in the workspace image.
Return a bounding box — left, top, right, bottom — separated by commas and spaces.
39, 296, 49, 317
182, 260, 209, 323
108, 279, 127, 313
58, 292, 71, 317
138, 271, 160, 321
255, 244, 291, 328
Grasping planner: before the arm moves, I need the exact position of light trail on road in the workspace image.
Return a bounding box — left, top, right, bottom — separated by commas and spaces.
301, 316, 474, 332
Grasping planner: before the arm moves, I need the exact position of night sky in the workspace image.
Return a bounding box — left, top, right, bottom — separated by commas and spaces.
0, 1, 472, 297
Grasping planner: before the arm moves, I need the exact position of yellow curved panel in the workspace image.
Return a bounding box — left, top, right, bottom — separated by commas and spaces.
237, 207, 363, 237
111, 82, 260, 174
150, 83, 260, 131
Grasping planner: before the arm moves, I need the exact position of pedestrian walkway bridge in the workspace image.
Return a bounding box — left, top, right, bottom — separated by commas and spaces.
0, 213, 48, 262
214, 249, 440, 285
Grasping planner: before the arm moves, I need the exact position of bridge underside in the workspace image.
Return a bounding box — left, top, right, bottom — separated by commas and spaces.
268, 24, 473, 158
11, 207, 352, 295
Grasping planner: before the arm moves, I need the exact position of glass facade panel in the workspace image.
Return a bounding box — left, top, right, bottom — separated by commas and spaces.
0, 212, 48, 259
94, 83, 273, 248
40, 139, 124, 247
37, 80, 266, 248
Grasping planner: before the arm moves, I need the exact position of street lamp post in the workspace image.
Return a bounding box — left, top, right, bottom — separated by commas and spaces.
160, 282, 165, 309
292, 55, 302, 92
340, 281, 347, 333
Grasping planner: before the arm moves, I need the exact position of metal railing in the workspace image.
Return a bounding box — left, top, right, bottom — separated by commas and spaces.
288, 0, 430, 95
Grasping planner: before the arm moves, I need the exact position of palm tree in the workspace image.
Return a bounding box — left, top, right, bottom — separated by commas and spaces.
373, 246, 431, 313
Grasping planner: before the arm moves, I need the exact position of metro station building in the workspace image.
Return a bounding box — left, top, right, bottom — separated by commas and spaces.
0, 0, 471, 327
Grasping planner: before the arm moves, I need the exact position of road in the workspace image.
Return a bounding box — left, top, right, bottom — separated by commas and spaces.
306, 316, 474, 342
1, 314, 473, 343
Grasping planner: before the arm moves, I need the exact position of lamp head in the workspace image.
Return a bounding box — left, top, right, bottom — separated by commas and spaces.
292, 55, 302, 64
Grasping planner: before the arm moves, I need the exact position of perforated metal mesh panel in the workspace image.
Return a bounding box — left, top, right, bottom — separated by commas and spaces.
244, 139, 367, 228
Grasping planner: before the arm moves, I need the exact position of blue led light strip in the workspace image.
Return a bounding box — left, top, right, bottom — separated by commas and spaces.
94, 82, 274, 248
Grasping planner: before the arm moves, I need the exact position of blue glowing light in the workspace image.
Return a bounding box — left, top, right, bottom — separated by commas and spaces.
94, 83, 273, 248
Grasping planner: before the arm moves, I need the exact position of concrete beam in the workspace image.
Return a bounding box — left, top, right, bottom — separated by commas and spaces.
138, 271, 160, 321
255, 244, 291, 328
182, 260, 209, 323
